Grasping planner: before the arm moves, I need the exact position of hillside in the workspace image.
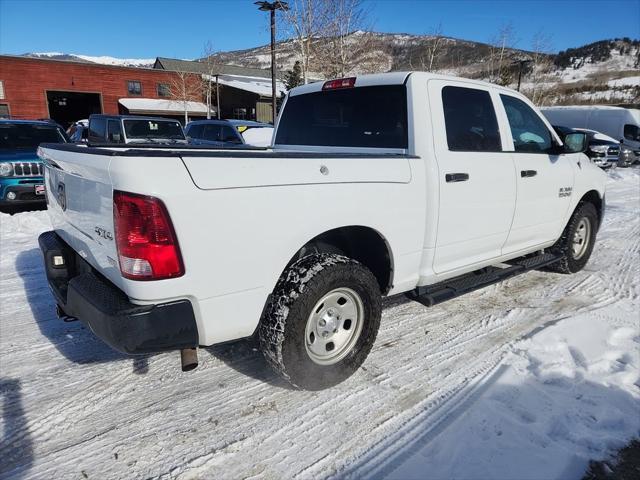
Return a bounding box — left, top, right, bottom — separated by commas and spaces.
22, 35, 640, 106
210, 34, 640, 106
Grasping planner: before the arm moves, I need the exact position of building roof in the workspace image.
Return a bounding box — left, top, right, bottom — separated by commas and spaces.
208, 74, 286, 97
118, 98, 210, 115
154, 57, 283, 80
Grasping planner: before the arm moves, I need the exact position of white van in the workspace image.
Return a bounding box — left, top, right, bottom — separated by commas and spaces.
541, 106, 640, 151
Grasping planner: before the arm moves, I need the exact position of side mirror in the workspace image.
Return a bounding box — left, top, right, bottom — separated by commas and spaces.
563, 132, 588, 153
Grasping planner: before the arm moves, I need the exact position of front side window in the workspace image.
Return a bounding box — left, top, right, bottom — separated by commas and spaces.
157, 83, 171, 98
127, 80, 142, 95
275, 85, 408, 149
500, 94, 552, 153
624, 124, 639, 142
442, 86, 501, 152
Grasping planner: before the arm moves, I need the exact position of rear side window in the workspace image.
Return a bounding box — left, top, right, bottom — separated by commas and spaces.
275, 85, 408, 149
201, 124, 221, 141
500, 94, 552, 153
107, 120, 123, 143
442, 86, 501, 152
88, 117, 106, 142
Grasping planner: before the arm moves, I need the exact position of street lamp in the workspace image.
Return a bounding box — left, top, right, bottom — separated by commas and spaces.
255, 1, 289, 124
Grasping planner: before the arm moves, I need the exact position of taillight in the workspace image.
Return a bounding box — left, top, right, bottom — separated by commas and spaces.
322, 77, 356, 90
113, 191, 184, 280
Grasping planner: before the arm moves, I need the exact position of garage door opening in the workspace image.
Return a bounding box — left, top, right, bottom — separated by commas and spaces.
47, 91, 102, 128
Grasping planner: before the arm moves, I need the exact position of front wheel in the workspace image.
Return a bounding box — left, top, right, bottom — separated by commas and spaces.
547, 202, 598, 274
258, 254, 382, 390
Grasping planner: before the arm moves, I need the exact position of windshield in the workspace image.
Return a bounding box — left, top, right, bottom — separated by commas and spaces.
123, 119, 185, 140
0, 123, 66, 150
275, 85, 408, 149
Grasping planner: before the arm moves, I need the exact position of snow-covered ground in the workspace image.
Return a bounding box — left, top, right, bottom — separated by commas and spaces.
1, 169, 639, 480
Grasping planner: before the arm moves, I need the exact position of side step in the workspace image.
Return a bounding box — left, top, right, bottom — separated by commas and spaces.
406, 252, 561, 307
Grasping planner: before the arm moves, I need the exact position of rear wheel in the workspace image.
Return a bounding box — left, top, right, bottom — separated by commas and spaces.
547, 202, 598, 274
258, 254, 381, 390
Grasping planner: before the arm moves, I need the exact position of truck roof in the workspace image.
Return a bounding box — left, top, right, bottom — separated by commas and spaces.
288, 71, 525, 96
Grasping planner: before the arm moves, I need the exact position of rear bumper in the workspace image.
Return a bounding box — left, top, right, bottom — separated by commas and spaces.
38, 230, 199, 354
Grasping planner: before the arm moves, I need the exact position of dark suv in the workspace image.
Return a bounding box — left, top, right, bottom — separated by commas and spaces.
184, 120, 245, 147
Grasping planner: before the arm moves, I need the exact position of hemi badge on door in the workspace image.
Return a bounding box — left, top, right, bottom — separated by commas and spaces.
559, 187, 573, 198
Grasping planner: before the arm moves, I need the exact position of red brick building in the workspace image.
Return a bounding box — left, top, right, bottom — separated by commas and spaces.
0, 55, 205, 127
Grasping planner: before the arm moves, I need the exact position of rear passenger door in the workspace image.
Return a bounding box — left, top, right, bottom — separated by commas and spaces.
429, 81, 517, 274
498, 94, 575, 254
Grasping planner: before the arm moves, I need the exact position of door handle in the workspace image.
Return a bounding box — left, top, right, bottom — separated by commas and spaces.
445, 173, 469, 183
521, 170, 537, 178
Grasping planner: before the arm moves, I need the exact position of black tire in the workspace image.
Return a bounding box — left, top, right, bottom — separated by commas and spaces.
547, 202, 598, 274
258, 254, 382, 390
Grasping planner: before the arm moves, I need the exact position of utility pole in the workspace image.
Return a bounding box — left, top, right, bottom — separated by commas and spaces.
255, 1, 289, 124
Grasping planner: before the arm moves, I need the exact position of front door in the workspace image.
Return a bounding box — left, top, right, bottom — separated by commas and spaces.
429, 81, 517, 274
498, 93, 575, 254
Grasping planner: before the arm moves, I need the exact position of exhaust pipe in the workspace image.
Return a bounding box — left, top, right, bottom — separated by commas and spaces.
180, 348, 198, 372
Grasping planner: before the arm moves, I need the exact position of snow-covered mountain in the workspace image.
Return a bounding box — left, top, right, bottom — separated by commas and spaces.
22, 52, 155, 68
20, 35, 640, 106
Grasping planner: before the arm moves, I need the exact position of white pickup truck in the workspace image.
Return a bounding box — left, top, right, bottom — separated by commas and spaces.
38, 72, 606, 390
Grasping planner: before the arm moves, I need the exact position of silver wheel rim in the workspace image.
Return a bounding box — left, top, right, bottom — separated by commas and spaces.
571, 217, 591, 260
304, 287, 365, 366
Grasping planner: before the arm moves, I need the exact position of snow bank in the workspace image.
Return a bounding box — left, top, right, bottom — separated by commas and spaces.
384, 312, 640, 480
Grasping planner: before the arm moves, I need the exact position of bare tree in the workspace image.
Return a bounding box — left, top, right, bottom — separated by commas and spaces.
487, 22, 518, 84
168, 69, 202, 125
526, 31, 554, 104
314, 0, 377, 78
415, 24, 445, 72
201, 40, 220, 119
279, 0, 329, 83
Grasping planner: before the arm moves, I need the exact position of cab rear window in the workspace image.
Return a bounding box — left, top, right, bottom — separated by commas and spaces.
275, 85, 408, 149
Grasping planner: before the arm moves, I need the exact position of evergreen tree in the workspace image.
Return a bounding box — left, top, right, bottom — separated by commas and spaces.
284, 61, 303, 91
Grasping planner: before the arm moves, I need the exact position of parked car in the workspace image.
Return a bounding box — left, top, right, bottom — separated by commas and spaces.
0, 119, 67, 208
184, 119, 245, 147
38, 72, 605, 390
541, 106, 640, 152
226, 119, 274, 147
554, 126, 619, 169
87, 115, 187, 145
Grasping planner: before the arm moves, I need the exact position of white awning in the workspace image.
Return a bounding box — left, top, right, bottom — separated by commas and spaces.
118, 98, 210, 115
204, 74, 285, 98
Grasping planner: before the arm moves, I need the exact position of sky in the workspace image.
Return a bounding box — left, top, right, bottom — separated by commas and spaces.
0, 0, 638, 59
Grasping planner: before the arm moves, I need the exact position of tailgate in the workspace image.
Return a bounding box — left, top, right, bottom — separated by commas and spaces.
40, 146, 120, 282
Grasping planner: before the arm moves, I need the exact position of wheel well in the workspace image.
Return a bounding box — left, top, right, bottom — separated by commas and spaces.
291, 226, 394, 294
579, 190, 603, 228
